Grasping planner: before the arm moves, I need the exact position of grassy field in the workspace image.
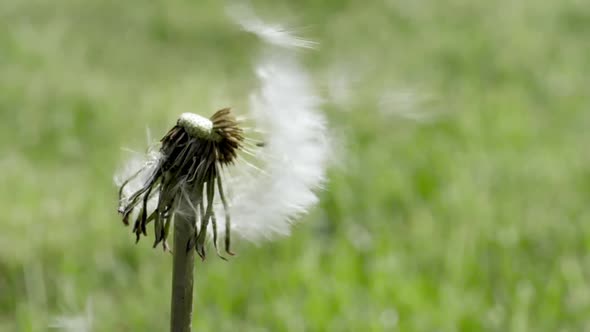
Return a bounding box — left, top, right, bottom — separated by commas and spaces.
1, 1, 590, 331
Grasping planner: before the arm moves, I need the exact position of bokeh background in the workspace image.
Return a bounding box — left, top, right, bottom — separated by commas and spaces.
2, 1, 590, 331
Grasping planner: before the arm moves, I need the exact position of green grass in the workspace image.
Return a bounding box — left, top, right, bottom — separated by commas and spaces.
1, 1, 590, 331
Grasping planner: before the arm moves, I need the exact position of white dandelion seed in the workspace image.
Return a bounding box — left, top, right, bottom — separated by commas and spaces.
49, 300, 93, 332
378, 88, 440, 122
226, 3, 317, 49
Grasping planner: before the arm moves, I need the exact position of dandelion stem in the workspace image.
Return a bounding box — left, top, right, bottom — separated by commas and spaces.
170, 212, 195, 332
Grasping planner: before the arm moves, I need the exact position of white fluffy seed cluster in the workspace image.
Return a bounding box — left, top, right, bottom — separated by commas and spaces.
218, 6, 328, 243
178, 112, 214, 140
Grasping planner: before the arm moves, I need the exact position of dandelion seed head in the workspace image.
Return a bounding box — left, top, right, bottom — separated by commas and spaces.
116, 108, 244, 258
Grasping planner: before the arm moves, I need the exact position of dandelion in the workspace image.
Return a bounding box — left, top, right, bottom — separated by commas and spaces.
114, 5, 328, 331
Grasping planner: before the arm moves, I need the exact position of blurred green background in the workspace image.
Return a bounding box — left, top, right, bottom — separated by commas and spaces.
1, 1, 590, 331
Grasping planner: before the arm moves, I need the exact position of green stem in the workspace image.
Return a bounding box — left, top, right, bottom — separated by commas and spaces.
170, 213, 195, 332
